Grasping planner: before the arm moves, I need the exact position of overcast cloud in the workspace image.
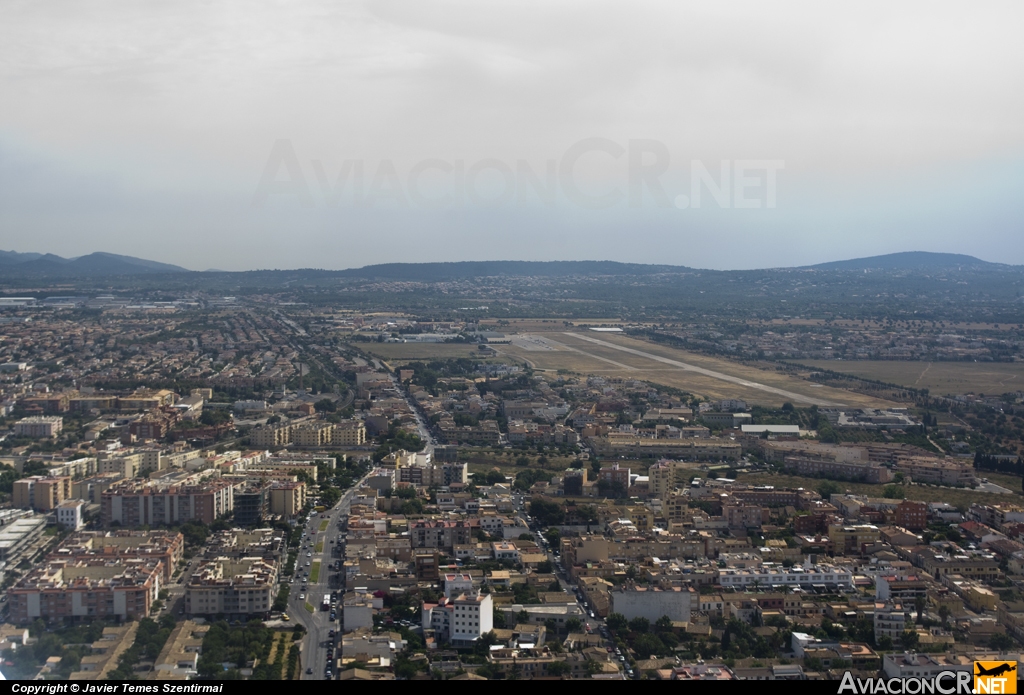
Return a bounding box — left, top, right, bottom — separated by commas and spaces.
1, 1, 1022, 270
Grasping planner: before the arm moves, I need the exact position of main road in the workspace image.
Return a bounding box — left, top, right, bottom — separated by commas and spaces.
294, 470, 370, 679
295, 367, 435, 678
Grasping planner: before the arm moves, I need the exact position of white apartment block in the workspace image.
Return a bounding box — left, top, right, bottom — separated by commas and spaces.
14, 416, 63, 438
717, 564, 853, 590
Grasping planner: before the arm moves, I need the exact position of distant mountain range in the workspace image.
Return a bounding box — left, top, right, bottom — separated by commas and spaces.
0, 251, 188, 276
0, 250, 1014, 278
803, 251, 1008, 272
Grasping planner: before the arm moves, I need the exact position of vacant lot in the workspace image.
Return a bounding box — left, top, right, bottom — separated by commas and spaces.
499, 332, 894, 408
795, 360, 1024, 396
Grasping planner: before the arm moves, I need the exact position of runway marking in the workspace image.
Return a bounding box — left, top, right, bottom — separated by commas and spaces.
562, 333, 842, 406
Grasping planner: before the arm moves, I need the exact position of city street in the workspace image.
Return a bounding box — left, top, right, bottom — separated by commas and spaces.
294, 470, 369, 680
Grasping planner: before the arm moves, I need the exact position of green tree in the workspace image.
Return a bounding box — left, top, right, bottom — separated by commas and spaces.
632, 633, 667, 659
884, 484, 906, 500
989, 633, 1015, 651
546, 660, 571, 676
629, 617, 650, 634
899, 630, 919, 651
816, 481, 840, 499
314, 398, 336, 413
606, 613, 628, 634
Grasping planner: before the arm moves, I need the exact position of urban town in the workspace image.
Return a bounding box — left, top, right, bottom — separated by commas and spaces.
1, 280, 1024, 682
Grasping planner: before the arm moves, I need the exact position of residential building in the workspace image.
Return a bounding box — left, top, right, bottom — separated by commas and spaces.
56, 500, 85, 531
893, 457, 976, 487
12, 476, 71, 511
895, 500, 928, 531
717, 564, 853, 590
233, 486, 267, 526
874, 602, 909, 642
50, 530, 185, 582
184, 558, 277, 618
334, 421, 367, 446
8, 558, 162, 623
268, 481, 307, 517
14, 416, 63, 438
100, 478, 236, 526
249, 423, 293, 448
610, 584, 692, 623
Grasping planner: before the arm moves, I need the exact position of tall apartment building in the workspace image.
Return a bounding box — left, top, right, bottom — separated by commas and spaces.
184, 558, 277, 618
234, 486, 267, 526
268, 481, 306, 517
599, 464, 631, 490
249, 423, 292, 448
14, 416, 64, 438
129, 411, 177, 441
410, 520, 474, 551
12, 476, 72, 511
96, 450, 161, 479
874, 602, 909, 642
50, 530, 185, 582
72, 473, 124, 504
7, 558, 162, 623
895, 500, 928, 531
396, 461, 468, 487
99, 454, 140, 479
563, 469, 585, 496
334, 421, 367, 446
422, 590, 493, 646
291, 422, 334, 447
101, 479, 236, 526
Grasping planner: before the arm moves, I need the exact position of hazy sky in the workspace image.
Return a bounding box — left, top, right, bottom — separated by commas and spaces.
1, 1, 1023, 271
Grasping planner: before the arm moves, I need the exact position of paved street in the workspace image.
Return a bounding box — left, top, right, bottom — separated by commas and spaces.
294, 471, 369, 680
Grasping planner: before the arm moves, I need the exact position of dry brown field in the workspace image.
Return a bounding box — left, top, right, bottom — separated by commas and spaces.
795, 360, 1024, 396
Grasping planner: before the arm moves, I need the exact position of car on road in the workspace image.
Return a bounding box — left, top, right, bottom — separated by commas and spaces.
306, 668, 313, 675
299, 594, 305, 600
